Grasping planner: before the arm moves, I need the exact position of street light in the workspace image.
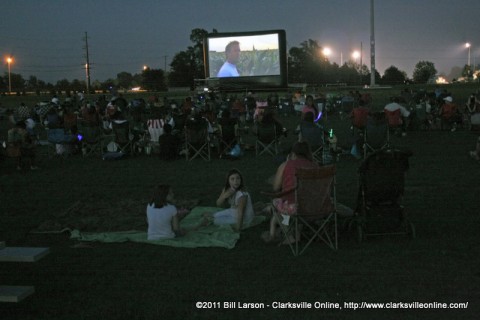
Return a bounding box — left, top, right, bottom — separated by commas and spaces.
352, 50, 361, 64
465, 42, 471, 66
322, 47, 332, 58
6, 57, 13, 93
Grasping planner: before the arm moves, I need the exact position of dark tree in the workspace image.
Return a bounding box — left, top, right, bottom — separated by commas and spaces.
413, 61, 437, 83
142, 68, 167, 91
169, 28, 215, 88
116, 72, 134, 89
382, 66, 407, 85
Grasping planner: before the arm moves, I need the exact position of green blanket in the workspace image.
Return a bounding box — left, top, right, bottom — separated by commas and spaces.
70, 206, 265, 249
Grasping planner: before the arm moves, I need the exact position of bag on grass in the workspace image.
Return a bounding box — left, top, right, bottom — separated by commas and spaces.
229, 144, 243, 158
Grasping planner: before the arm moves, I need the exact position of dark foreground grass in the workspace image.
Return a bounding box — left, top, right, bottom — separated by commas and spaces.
1, 87, 479, 319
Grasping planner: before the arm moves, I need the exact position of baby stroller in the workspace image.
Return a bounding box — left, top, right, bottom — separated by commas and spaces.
351, 148, 415, 242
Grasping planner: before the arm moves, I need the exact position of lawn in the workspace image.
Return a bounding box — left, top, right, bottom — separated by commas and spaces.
0, 85, 479, 319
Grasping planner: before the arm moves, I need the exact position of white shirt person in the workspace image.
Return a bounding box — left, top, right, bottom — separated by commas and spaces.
217, 41, 240, 77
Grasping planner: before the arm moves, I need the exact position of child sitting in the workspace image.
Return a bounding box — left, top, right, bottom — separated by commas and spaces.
203, 169, 254, 232
146, 185, 184, 240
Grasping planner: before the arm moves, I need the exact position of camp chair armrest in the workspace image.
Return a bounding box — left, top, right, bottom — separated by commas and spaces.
261, 188, 295, 198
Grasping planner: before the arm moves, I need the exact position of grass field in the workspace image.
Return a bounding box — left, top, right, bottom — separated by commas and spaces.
0, 84, 479, 319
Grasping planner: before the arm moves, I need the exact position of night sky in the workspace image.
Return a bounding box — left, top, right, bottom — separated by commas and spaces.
1, 0, 479, 83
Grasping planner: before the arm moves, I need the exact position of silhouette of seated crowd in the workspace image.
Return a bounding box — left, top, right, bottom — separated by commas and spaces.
1, 87, 479, 172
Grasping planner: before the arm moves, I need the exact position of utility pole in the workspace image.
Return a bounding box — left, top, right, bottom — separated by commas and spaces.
370, 0, 376, 87
360, 42, 363, 70
83, 32, 91, 95
359, 42, 363, 85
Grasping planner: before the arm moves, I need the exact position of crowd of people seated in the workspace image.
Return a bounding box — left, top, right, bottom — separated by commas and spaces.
2, 85, 480, 172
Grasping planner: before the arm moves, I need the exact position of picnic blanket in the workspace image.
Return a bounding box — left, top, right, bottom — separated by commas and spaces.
69, 206, 265, 249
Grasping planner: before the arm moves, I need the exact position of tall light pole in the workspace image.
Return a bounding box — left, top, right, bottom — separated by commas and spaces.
370, 0, 376, 87
6, 57, 13, 93
466, 42, 471, 66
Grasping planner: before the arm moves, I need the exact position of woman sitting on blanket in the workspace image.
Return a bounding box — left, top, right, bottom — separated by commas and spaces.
147, 185, 185, 240
203, 169, 254, 232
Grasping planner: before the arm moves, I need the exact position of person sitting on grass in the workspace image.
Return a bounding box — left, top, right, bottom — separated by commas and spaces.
202, 169, 254, 232
147, 185, 185, 240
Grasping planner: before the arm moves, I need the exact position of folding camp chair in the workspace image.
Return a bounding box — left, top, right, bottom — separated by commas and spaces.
340, 96, 356, 119
349, 106, 369, 159
130, 117, 148, 155
217, 119, 238, 156
184, 121, 210, 161
147, 119, 165, 154
4, 141, 22, 169
299, 121, 324, 164
63, 112, 78, 134
352, 148, 415, 242
172, 113, 186, 136
78, 121, 103, 157
255, 122, 278, 156
469, 113, 480, 131
279, 98, 294, 116
363, 112, 388, 159
384, 109, 403, 141
46, 128, 77, 158
111, 120, 133, 154
270, 166, 338, 256
351, 107, 369, 132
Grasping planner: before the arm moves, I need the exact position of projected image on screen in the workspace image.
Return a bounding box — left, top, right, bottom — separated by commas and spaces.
208, 34, 280, 78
